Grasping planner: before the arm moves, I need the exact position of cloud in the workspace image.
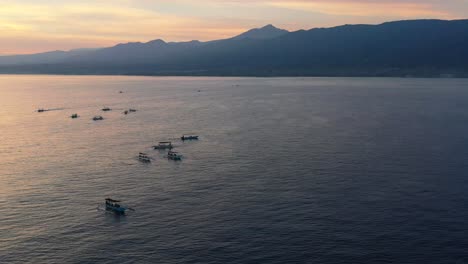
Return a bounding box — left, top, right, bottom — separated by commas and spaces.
265, 0, 454, 18
0, 1, 255, 39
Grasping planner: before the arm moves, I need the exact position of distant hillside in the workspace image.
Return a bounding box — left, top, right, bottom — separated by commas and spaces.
1, 20, 468, 77
0, 48, 98, 65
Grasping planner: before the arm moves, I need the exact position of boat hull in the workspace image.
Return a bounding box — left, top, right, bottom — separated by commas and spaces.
105, 205, 126, 214
181, 136, 198, 140
153, 146, 173, 150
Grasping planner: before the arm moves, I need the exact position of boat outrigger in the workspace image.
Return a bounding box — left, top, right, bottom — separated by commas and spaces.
153, 141, 173, 150
93, 116, 104, 121
138, 152, 151, 163
167, 150, 182, 160
181, 134, 199, 140
104, 198, 134, 215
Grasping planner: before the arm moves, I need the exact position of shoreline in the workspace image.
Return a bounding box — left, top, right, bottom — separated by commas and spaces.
0, 72, 467, 79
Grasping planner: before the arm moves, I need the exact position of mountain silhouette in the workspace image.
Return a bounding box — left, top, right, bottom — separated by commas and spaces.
231, 24, 289, 40
1, 20, 468, 77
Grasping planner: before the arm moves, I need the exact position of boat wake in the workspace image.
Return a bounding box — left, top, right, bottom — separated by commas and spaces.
36, 107, 65, 112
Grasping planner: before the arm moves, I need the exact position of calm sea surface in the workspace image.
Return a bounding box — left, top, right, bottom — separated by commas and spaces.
1, 75, 468, 264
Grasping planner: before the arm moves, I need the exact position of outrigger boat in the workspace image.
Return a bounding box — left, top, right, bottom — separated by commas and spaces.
167, 150, 182, 160
138, 152, 151, 163
181, 134, 199, 140
153, 141, 173, 150
104, 198, 134, 215
123, 108, 137, 115
70, 113, 79, 118
93, 116, 104, 121
102, 107, 111, 111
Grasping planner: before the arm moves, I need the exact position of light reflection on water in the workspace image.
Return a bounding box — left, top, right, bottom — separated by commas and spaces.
1, 75, 468, 264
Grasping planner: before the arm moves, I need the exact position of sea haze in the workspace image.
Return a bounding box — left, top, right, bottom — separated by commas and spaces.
1, 76, 468, 263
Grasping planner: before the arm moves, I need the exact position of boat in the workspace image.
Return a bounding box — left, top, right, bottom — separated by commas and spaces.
167, 150, 182, 160
153, 141, 173, 150
37, 108, 46, 113
181, 135, 199, 140
70, 113, 79, 118
119, 91, 123, 93
104, 198, 133, 215
102, 107, 111, 111
124, 109, 136, 115
93, 116, 104, 121
138, 152, 151, 163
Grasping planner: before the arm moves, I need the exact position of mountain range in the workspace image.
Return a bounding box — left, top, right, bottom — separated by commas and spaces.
1, 20, 468, 77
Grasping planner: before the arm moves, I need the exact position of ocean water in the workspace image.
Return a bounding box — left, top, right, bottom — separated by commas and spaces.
1, 75, 468, 264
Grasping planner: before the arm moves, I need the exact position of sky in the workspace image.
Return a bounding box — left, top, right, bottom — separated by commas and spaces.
1, 0, 467, 55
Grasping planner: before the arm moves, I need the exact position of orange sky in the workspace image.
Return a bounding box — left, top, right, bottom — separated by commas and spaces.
0, 0, 466, 55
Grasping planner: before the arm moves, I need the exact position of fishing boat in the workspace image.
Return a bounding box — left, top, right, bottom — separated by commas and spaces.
167, 150, 182, 160
153, 141, 173, 150
37, 108, 46, 113
102, 107, 111, 111
181, 135, 199, 140
93, 116, 104, 121
128, 108, 137, 112
123, 110, 128, 115
70, 113, 79, 118
138, 152, 151, 163
104, 198, 134, 215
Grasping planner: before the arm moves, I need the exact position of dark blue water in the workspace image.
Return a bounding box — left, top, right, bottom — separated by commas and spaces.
1, 76, 468, 263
